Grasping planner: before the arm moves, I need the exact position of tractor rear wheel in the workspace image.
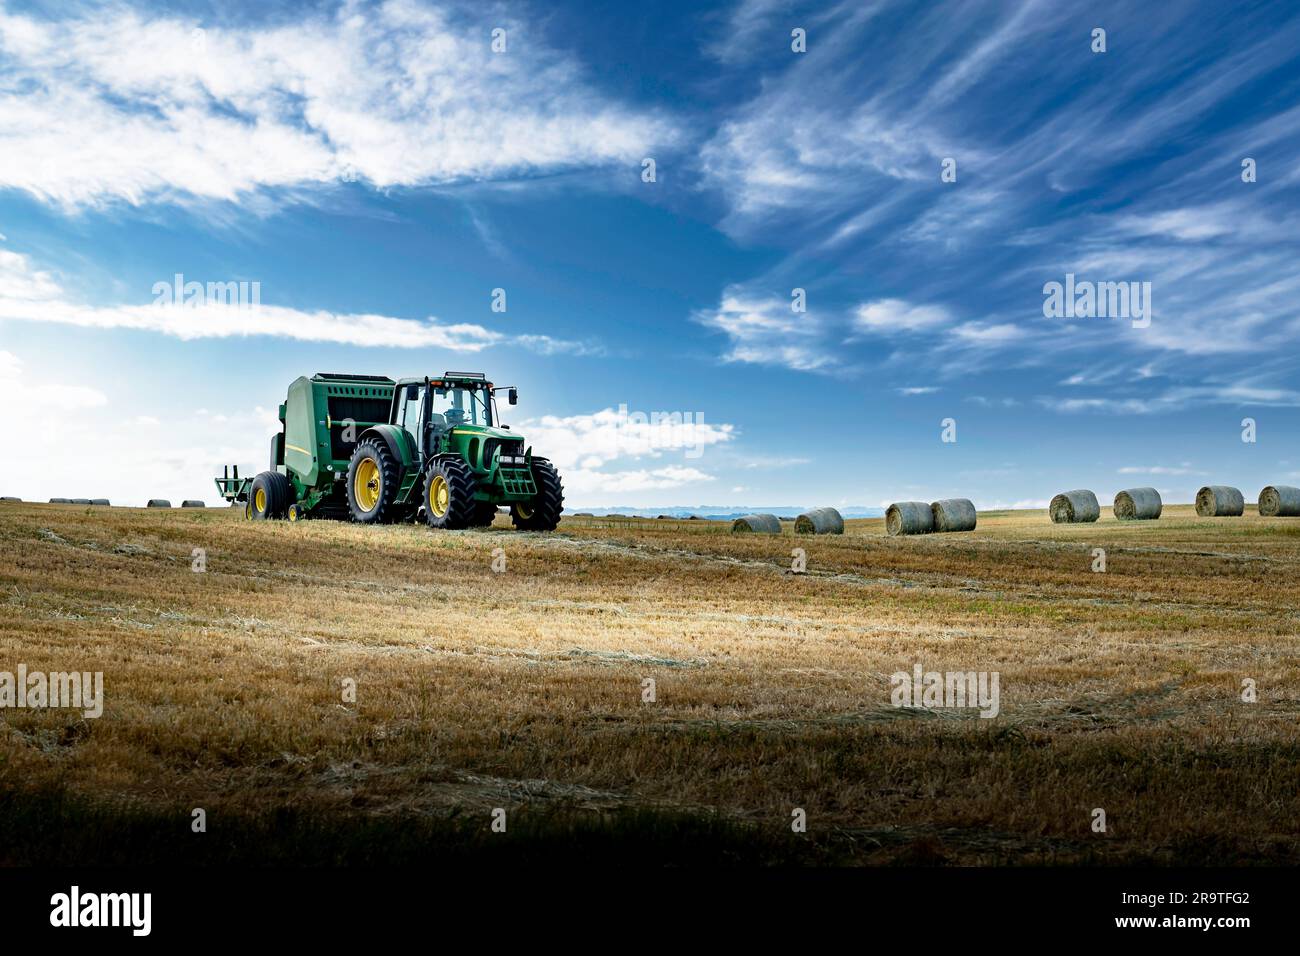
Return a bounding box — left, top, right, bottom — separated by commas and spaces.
510, 458, 564, 531
347, 439, 400, 524
250, 471, 294, 520
423, 457, 477, 530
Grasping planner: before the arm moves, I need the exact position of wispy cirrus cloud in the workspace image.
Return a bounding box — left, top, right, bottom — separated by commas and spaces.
690, 0, 1300, 404
1038, 383, 1300, 415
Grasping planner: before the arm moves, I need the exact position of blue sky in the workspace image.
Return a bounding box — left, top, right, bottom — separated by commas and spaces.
2, 0, 1299, 508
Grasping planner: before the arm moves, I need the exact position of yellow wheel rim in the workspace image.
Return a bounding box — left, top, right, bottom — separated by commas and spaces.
354, 458, 381, 512
429, 474, 449, 517
254, 487, 266, 513
288, 505, 298, 522
516, 503, 533, 519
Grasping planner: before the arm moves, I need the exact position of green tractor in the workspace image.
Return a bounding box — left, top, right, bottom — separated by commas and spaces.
215, 372, 563, 530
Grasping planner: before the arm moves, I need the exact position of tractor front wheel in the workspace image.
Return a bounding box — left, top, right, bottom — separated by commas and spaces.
510, 459, 564, 531
423, 457, 477, 530
347, 439, 400, 524
250, 471, 294, 520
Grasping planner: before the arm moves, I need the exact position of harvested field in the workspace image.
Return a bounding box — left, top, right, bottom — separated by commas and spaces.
1, 501, 1298, 866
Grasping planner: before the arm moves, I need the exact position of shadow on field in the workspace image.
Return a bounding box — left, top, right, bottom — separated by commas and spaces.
3, 782, 1291, 867
0, 783, 853, 866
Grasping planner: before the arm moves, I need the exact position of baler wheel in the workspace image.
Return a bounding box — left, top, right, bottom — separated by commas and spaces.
423, 457, 477, 530
250, 471, 294, 520
510, 459, 564, 531
347, 439, 400, 524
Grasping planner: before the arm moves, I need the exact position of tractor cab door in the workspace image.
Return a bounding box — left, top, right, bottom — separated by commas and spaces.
396, 385, 428, 461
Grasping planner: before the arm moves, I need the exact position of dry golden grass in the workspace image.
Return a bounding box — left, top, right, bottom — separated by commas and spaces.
1, 501, 1297, 864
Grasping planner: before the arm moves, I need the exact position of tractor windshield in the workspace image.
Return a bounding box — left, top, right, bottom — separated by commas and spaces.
431, 384, 493, 428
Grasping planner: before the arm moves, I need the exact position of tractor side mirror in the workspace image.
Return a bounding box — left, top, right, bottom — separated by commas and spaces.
508, 388, 518, 406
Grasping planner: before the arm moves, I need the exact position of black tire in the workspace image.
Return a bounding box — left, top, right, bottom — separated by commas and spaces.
250, 471, 294, 520
423, 457, 477, 530
347, 439, 401, 524
510, 459, 564, 531
470, 502, 499, 527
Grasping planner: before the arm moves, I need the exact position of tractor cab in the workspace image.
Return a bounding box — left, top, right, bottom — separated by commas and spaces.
391, 372, 516, 461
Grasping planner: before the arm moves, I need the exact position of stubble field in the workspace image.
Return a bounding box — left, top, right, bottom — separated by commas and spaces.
1, 500, 1297, 865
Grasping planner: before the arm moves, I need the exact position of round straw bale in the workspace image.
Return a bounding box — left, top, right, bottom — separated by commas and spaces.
71, 498, 92, 505
147, 499, 172, 509
181, 500, 206, 508
931, 498, 977, 533
0, 497, 19, 502
1114, 487, 1161, 520
1258, 485, 1300, 517
48, 498, 69, 504
795, 507, 844, 534
886, 501, 934, 536
90, 499, 110, 506
1049, 489, 1100, 524
731, 513, 781, 534
1195, 485, 1244, 517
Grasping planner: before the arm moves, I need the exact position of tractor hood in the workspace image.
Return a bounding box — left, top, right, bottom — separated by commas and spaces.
450, 424, 520, 443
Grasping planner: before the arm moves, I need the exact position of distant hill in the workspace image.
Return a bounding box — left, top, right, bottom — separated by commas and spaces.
566, 505, 885, 520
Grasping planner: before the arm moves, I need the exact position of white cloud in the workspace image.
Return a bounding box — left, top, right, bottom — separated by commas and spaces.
0, 2, 675, 210
562, 466, 714, 496
738, 454, 811, 469
0, 354, 313, 504
511, 405, 736, 501
1117, 464, 1206, 476
0, 350, 107, 412
0, 249, 61, 300
951, 322, 1022, 345
896, 386, 939, 395
854, 299, 953, 333
0, 246, 585, 352
695, 288, 836, 371
515, 407, 735, 472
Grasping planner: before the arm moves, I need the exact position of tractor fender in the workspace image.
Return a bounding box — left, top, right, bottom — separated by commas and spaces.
357, 424, 416, 472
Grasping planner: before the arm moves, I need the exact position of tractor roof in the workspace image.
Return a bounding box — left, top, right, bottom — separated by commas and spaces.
312, 372, 396, 385
394, 372, 493, 387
